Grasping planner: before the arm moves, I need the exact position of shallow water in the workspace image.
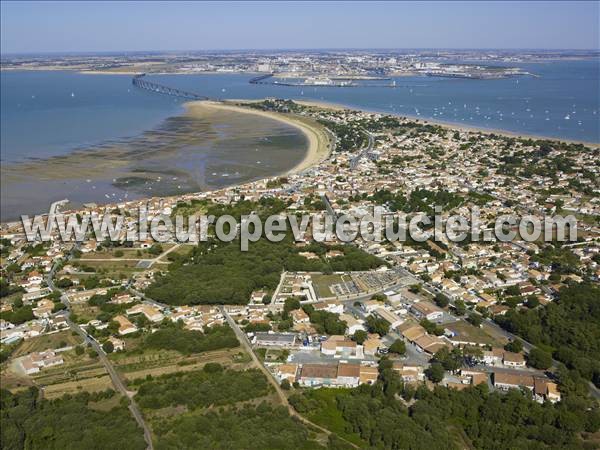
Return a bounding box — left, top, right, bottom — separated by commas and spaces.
1, 103, 307, 220
1, 59, 599, 219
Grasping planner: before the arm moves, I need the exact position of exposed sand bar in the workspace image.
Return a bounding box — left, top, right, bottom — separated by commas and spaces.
188, 100, 332, 174
1, 98, 331, 220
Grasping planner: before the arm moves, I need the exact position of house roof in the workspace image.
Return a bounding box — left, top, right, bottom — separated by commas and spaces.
503, 351, 525, 363
291, 309, 309, 320
493, 372, 534, 388
255, 332, 296, 344
300, 364, 338, 379
401, 325, 426, 342
412, 301, 443, 315
337, 363, 361, 378
374, 308, 402, 325
278, 363, 299, 376
363, 336, 382, 352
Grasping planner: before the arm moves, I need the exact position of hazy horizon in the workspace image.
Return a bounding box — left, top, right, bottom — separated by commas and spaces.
2, 1, 599, 54
3, 47, 600, 57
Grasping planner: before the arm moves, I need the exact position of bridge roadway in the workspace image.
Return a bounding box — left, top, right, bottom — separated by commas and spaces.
132, 74, 210, 100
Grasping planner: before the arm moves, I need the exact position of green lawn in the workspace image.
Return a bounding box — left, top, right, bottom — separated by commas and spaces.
445, 320, 499, 347
311, 274, 344, 298
14, 330, 82, 356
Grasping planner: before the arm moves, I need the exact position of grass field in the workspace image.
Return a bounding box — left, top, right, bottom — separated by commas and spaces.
169, 244, 194, 258
88, 393, 124, 412
111, 347, 249, 382
310, 273, 345, 298
79, 244, 176, 260
445, 320, 502, 347
76, 259, 142, 269
73, 258, 145, 279
14, 330, 82, 357
42, 374, 113, 399
71, 302, 101, 323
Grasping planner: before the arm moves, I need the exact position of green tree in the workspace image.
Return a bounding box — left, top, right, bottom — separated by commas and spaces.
283, 297, 301, 316
453, 299, 466, 316
147, 244, 163, 256
425, 363, 444, 383
528, 348, 552, 370
504, 339, 523, 353
371, 293, 387, 302
102, 341, 114, 354
55, 278, 74, 288
433, 347, 463, 372
525, 295, 540, 308
389, 339, 406, 355
467, 312, 482, 327
366, 315, 390, 336
505, 285, 521, 297
352, 329, 368, 345
434, 293, 449, 308
420, 319, 443, 336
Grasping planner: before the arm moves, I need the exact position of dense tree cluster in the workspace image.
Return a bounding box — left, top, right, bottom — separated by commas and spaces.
0, 304, 33, 325
152, 402, 323, 449
317, 119, 367, 152
0, 388, 146, 450
531, 245, 580, 275
369, 188, 463, 214
147, 221, 383, 306
495, 283, 600, 386
0, 277, 25, 298
365, 314, 390, 336
290, 362, 600, 449
302, 304, 347, 335
134, 364, 270, 410
143, 322, 239, 355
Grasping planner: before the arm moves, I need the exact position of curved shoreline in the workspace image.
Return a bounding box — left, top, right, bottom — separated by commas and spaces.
186, 100, 332, 175
295, 100, 600, 148
0, 100, 332, 223
2, 95, 595, 225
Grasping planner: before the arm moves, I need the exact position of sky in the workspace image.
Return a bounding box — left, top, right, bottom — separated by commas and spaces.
1, 1, 599, 54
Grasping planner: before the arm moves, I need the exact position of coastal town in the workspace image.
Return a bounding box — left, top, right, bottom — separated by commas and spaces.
1, 98, 599, 447
1, 48, 569, 79
2, 0, 600, 447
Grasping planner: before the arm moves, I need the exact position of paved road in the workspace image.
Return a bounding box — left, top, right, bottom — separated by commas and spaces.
399, 267, 600, 399
65, 314, 154, 448
78, 243, 183, 269
128, 287, 362, 445
320, 191, 600, 400
48, 247, 154, 450
220, 307, 359, 449
350, 128, 375, 169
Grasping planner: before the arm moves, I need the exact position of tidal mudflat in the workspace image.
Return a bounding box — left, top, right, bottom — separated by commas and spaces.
1, 102, 309, 220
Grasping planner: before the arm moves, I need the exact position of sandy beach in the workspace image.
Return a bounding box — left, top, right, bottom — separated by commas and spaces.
3, 93, 595, 222
295, 99, 600, 148
190, 100, 333, 174
1, 99, 322, 221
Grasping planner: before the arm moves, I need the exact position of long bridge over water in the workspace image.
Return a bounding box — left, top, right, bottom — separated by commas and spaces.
132, 74, 210, 100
